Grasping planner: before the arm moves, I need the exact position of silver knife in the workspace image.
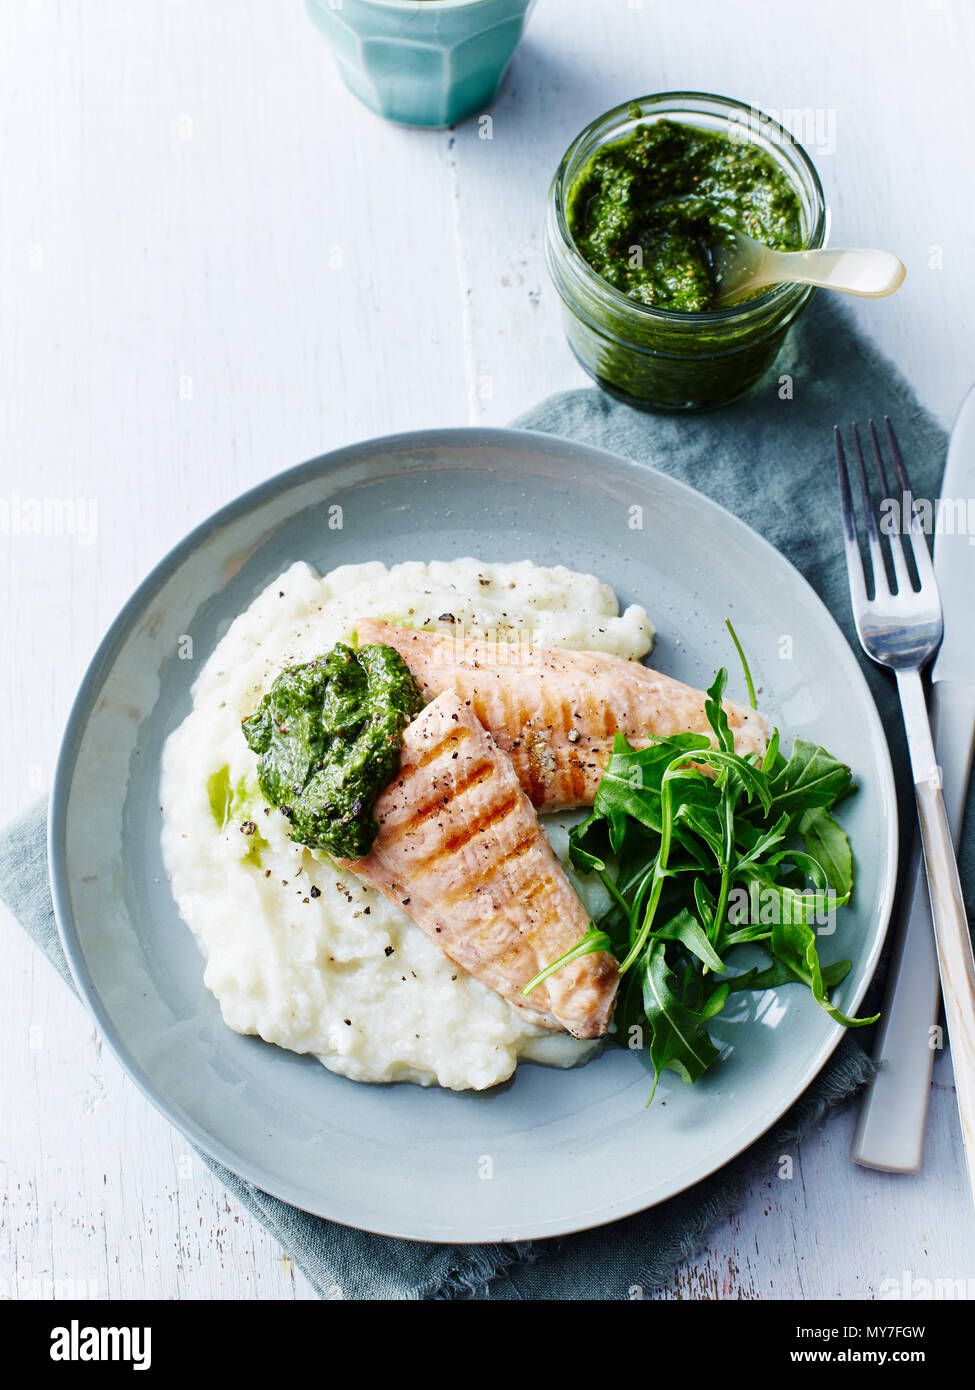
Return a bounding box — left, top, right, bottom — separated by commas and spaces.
851, 385, 975, 1171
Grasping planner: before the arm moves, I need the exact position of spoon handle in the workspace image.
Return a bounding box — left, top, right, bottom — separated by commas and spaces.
757, 246, 906, 297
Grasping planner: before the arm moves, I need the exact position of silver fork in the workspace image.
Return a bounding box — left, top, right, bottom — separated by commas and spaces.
836, 418, 975, 1204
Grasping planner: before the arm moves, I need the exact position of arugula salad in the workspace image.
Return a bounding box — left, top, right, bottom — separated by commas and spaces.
524, 624, 877, 1098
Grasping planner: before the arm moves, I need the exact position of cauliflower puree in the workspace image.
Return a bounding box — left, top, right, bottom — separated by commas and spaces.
161, 558, 654, 1091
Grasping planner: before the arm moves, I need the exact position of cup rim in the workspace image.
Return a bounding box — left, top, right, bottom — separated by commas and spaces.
550, 90, 829, 327
320, 0, 507, 10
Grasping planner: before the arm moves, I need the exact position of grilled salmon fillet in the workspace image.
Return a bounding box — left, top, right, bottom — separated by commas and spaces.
356, 618, 768, 812
339, 691, 619, 1039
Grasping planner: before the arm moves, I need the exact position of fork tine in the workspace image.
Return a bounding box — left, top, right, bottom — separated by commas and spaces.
833, 422, 944, 682
884, 416, 937, 589
868, 419, 914, 594
851, 423, 889, 597
835, 426, 868, 608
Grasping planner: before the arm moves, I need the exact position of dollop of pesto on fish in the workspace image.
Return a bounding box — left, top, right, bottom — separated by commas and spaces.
242, 641, 425, 860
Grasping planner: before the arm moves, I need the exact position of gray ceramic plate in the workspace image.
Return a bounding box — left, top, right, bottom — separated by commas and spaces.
49, 428, 897, 1242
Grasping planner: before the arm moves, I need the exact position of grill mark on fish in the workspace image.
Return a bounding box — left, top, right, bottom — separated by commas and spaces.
516, 699, 541, 805
399, 790, 522, 875
437, 831, 537, 906
403, 760, 495, 831
415, 726, 469, 768
525, 730, 556, 805
435, 792, 521, 856
559, 699, 587, 803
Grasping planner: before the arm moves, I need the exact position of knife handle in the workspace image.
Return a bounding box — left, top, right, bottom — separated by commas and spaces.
851, 681, 975, 1172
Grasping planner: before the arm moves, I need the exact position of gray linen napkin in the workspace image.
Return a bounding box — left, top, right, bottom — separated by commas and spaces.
2, 295, 969, 1299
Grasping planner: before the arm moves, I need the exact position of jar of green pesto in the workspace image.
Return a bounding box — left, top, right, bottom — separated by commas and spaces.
545, 93, 829, 412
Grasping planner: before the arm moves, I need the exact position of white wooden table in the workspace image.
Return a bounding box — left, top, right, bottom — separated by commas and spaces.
2, 0, 974, 1301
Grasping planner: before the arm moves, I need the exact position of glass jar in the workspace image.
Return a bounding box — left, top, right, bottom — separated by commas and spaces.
545, 92, 829, 412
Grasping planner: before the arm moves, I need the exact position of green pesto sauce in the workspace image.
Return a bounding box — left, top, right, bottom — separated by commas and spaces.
567, 118, 803, 312
206, 765, 268, 865
241, 641, 424, 861
207, 765, 250, 827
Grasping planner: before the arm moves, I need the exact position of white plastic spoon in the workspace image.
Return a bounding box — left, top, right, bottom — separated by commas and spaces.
712, 230, 906, 306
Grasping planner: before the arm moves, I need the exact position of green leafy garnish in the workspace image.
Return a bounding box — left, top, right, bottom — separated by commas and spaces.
641, 940, 721, 1101
522, 648, 876, 1099
521, 923, 614, 998
725, 618, 757, 710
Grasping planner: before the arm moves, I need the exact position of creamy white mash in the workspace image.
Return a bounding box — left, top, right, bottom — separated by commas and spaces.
161, 558, 654, 1091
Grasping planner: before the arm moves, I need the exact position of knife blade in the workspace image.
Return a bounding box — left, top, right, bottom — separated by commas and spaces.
851, 385, 975, 1171
932, 390, 975, 686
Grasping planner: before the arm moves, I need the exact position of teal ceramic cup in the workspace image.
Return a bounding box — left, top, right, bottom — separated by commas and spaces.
306, 0, 536, 128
